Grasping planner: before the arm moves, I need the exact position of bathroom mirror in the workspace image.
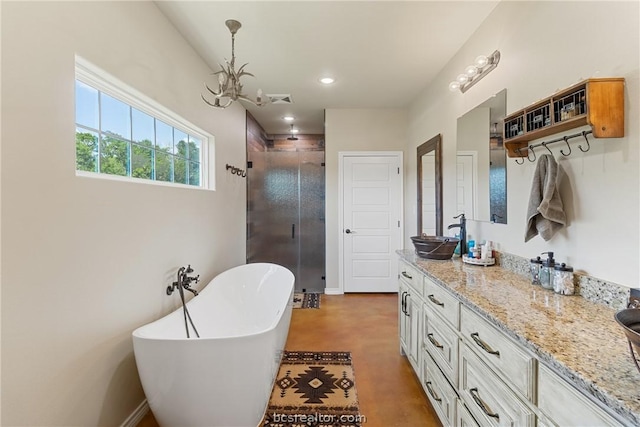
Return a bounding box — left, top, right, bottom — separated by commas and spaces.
417, 134, 443, 236
456, 89, 507, 224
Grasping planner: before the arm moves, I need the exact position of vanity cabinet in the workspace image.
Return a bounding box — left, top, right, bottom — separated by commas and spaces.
398, 254, 631, 427
503, 78, 625, 157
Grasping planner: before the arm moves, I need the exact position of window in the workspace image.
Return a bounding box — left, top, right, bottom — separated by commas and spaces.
75, 57, 212, 189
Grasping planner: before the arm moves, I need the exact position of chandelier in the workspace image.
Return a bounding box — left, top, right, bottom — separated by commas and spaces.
202, 20, 267, 109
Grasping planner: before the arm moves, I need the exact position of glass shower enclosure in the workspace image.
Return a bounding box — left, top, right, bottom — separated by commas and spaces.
247, 151, 325, 293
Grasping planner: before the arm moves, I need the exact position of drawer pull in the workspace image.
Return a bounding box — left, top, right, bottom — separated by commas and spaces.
401, 271, 413, 280
425, 381, 442, 402
470, 387, 500, 420
427, 333, 444, 349
471, 332, 500, 356
427, 294, 444, 307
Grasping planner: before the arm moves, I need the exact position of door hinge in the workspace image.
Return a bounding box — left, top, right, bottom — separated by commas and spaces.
398, 220, 400, 227
397, 167, 400, 174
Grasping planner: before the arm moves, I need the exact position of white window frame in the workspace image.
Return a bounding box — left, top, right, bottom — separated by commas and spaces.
74, 55, 215, 191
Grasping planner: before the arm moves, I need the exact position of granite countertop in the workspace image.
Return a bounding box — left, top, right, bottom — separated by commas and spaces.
397, 249, 640, 426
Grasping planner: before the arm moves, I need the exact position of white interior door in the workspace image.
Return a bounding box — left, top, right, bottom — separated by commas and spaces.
456, 153, 475, 221
341, 153, 402, 293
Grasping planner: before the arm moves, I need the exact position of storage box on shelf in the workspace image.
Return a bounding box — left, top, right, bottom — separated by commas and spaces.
503, 78, 625, 157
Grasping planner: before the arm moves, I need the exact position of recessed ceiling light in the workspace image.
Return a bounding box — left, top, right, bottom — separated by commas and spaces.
282, 115, 295, 121
319, 77, 335, 85
291, 128, 300, 133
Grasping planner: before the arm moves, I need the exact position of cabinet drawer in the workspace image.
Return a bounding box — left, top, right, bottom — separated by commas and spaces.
399, 260, 423, 295
460, 344, 536, 427
457, 399, 481, 427
423, 275, 459, 328
460, 305, 535, 401
422, 350, 457, 427
423, 304, 459, 386
538, 364, 624, 426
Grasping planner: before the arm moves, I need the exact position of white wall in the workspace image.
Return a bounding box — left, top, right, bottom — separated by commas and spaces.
325, 109, 407, 292
407, 1, 640, 288
1, 2, 247, 426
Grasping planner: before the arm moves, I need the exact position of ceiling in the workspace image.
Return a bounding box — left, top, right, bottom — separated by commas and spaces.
155, 1, 499, 135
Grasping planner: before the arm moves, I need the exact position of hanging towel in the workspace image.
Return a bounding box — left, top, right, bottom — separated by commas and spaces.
525, 154, 566, 242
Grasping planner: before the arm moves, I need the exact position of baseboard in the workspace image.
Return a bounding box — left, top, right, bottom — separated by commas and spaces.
120, 399, 149, 427
324, 288, 343, 295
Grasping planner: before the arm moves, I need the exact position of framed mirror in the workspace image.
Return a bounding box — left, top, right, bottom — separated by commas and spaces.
456, 89, 507, 224
417, 134, 443, 236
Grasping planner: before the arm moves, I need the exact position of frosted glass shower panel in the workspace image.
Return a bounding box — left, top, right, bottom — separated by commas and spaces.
299, 151, 326, 292
247, 152, 299, 278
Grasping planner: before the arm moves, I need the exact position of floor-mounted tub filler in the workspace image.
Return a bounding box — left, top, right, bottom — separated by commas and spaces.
132, 263, 294, 427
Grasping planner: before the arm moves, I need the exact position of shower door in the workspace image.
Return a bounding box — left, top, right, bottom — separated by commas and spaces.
247, 151, 325, 292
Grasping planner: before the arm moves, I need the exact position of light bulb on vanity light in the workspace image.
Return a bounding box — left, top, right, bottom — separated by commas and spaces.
449, 81, 461, 92
464, 65, 478, 77
456, 74, 469, 84
475, 55, 489, 68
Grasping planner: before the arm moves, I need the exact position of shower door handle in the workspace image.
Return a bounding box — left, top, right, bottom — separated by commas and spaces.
292, 224, 295, 239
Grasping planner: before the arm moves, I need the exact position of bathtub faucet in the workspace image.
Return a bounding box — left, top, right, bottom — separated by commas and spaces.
166, 265, 200, 296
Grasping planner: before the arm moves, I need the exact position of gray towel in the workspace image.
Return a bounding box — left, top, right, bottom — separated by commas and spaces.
525, 154, 566, 242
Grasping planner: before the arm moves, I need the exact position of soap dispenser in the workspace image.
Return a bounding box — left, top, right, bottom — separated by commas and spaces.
539, 252, 555, 290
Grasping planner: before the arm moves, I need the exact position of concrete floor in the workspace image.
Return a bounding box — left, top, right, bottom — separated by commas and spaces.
138, 293, 441, 426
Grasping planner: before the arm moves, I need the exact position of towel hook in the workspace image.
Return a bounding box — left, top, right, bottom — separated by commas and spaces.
560, 136, 572, 156
526, 145, 537, 162
578, 130, 591, 153
541, 141, 554, 156
514, 147, 525, 165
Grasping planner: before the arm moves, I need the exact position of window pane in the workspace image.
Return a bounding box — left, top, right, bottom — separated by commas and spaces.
174, 156, 188, 184
155, 120, 172, 150
101, 93, 131, 140
132, 108, 154, 145
189, 161, 200, 186
155, 150, 172, 182
174, 129, 188, 156
132, 143, 152, 180
76, 128, 98, 172
188, 135, 201, 161
75, 81, 99, 129
100, 135, 129, 176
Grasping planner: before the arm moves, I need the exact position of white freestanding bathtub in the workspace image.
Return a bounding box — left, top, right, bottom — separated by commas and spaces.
132, 263, 294, 427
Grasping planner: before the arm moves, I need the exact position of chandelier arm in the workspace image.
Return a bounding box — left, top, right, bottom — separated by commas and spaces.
204, 83, 222, 97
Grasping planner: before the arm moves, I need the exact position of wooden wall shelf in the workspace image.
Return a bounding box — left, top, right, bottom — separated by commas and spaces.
503, 78, 625, 157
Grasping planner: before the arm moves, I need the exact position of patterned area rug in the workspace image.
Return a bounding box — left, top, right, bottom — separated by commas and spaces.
292, 292, 321, 309
262, 351, 362, 427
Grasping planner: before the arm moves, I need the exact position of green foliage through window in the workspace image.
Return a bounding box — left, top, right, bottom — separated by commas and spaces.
75, 79, 203, 187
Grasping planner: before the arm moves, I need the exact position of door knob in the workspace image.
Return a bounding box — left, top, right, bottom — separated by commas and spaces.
345, 229, 355, 234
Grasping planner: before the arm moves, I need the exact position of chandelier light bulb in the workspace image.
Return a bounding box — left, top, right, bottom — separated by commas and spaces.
449, 81, 461, 91
475, 55, 489, 68
456, 74, 469, 84
465, 65, 478, 77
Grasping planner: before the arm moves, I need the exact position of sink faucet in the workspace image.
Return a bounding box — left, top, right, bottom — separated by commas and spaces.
447, 213, 467, 255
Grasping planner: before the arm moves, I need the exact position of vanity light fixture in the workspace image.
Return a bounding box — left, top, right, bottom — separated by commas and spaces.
201, 20, 267, 109
449, 50, 501, 93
